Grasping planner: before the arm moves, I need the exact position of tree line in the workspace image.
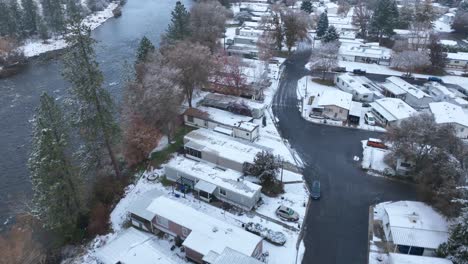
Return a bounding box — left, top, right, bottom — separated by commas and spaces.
0, 0, 113, 40
25, 1, 234, 259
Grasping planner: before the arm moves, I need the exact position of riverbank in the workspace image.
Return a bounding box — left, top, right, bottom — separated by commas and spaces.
0, 2, 120, 78
20, 2, 120, 59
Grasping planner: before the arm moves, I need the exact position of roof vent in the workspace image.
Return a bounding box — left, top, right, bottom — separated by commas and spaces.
212, 226, 218, 233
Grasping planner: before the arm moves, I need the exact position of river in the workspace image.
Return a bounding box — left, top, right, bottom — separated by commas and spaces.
0, 0, 193, 226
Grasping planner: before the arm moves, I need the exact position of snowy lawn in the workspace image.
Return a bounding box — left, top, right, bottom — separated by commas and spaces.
256, 183, 309, 228
20, 3, 118, 57
361, 140, 393, 175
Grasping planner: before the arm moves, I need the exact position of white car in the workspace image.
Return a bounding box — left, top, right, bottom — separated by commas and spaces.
364, 112, 376, 126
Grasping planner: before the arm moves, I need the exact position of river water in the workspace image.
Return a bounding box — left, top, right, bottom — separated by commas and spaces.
0, 0, 192, 225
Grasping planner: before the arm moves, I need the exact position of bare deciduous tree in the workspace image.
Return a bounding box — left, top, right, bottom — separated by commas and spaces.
282, 9, 311, 53
391, 50, 430, 75
352, 0, 372, 38
213, 54, 248, 92
122, 52, 183, 165
165, 41, 215, 107
189, 0, 232, 52
257, 32, 275, 69
385, 113, 466, 216
309, 41, 340, 79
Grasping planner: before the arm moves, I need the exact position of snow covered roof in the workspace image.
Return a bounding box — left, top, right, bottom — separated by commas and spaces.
147, 197, 263, 257
184, 128, 271, 165
337, 73, 377, 95
94, 227, 174, 264
384, 201, 449, 249
389, 253, 453, 264
440, 39, 458, 46
198, 106, 259, 132
212, 247, 263, 264
447, 52, 468, 61
429, 102, 468, 127
127, 189, 164, 221
371, 98, 417, 122
426, 82, 455, 98
386, 77, 431, 99
165, 156, 261, 198
339, 43, 391, 59
314, 89, 353, 110
453, 97, 468, 106
349, 101, 362, 117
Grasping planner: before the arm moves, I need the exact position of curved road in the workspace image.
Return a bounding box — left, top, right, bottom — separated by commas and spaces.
272, 51, 419, 263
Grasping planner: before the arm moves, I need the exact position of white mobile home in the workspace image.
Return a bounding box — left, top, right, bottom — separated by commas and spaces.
429, 102, 468, 139
446, 52, 468, 69
339, 43, 392, 65
335, 73, 383, 102
382, 201, 449, 256
184, 128, 271, 172
149, 197, 263, 264
183, 107, 260, 142
165, 156, 262, 210
384, 77, 433, 109
370, 98, 417, 127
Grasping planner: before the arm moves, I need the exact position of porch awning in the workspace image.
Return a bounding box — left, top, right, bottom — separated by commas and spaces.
194, 180, 217, 194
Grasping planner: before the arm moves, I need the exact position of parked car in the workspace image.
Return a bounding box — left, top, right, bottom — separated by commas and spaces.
367, 138, 388, 149
428, 76, 443, 83
311, 180, 321, 200
275, 205, 299, 222
244, 222, 287, 246
353, 69, 366, 75
332, 66, 346, 72
364, 112, 376, 126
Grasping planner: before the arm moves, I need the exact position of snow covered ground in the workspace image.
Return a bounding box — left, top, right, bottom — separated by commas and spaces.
73, 167, 305, 264
20, 2, 118, 58
361, 140, 393, 175
434, 16, 452, 33
296, 75, 387, 132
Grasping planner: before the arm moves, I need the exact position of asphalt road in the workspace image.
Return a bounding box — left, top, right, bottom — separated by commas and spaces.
273, 51, 420, 264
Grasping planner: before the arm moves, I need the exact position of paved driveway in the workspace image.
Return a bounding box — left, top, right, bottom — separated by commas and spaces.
272, 52, 419, 264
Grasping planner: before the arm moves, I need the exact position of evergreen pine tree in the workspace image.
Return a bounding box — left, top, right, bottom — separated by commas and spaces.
8, 1, 24, 37
65, 0, 84, 22
38, 18, 50, 40
62, 21, 121, 178
165, 1, 191, 43
301, 0, 313, 14
398, 5, 414, 29
322, 26, 339, 42
29, 93, 85, 240
316, 12, 329, 38
136, 36, 155, 62
42, 0, 66, 33
437, 208, 468, 264
370, 0, 399, 42
22, 0, 39, 35
0, 2, 12, 36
